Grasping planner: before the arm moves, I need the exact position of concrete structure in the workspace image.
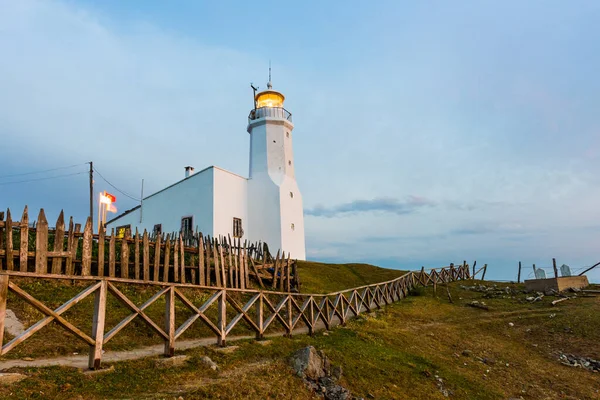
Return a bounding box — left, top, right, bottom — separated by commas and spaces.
106, 80, 306, 260
524, 276, 590, 292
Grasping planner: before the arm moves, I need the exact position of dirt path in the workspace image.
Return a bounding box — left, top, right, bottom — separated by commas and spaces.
0, 321, 334, 371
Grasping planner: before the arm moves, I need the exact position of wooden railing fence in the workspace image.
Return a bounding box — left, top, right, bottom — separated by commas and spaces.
0, 207, 297, 291
0, 264, 470, 369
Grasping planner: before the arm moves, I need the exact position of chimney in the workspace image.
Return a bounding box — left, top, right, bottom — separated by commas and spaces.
184, 166, 194, 178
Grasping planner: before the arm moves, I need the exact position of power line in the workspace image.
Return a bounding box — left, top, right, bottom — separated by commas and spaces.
0, 163, 87, 180
0, 171, 88, 186
92, 166, 141, 202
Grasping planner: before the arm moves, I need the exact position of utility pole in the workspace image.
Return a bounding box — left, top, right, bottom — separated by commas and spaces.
140, 179, 144, 223
89, 161, 94, 229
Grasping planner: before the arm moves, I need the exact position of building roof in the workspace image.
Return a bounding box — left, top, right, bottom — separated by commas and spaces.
105, 165, 247, 225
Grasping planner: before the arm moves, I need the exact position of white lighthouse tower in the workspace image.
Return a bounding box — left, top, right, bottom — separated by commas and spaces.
246, 77, 306, 260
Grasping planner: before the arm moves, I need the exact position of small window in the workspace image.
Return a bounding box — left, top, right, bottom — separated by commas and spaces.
153, 224, 162, 237
286, 132, 290, 138
233, 217, 244, 238
181, 216, 193, 239
290, 192, 294, 198
291, 223, 295, 231
288, 160, 292, 166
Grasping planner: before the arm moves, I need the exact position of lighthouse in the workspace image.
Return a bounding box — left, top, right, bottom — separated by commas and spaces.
247, 78, 306, 260
106, 74, 307, 261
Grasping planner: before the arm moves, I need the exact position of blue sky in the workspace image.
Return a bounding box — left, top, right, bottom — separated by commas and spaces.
1, 0, 599, 282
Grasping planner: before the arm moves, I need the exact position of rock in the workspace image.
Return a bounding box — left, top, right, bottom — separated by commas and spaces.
331, 365, 343, 381
462, 350, 472, 357
322, 332, 329, 336
508, 322, 514, 327
215, 345, 239, 354
0, 373, 26, 385
22, 357, 34, 361
4, 309, 25, 337
256, 340, 272, 346
200, 356, 218, 371
290, 346, 326, 380
319, 377, 351, 400
155, 355, 189, 368
483, 357, 496, 365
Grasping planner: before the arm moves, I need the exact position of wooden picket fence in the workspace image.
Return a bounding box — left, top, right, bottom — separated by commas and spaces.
0, 263, 470, 369
0, 207, 297, 291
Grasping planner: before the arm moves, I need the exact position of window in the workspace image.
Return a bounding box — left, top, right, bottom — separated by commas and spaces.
291, 223, 295, 231
233, 217, 243, 238
288, 160, 292, 166
286, 132, 290, 138
116, 224, 131, 239
181, 216, 193, 239
152, 224, 162, 237
290, 191, 294, 198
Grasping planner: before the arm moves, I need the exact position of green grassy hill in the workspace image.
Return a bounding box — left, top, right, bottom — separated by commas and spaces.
1, 262, 599, 399
297, 261, 406, 293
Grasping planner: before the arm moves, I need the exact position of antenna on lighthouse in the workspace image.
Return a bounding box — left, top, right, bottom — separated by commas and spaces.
267, 60, 272, 89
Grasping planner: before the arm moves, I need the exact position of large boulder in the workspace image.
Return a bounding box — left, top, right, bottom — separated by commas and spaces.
290, 346, 327, 380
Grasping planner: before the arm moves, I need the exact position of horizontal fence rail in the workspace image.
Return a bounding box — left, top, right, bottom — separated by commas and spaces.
0, 264, 470, 369
0, 207, 298, 291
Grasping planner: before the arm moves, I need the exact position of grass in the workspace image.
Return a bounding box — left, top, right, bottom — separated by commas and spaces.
296, 261, 406, 293
0, 264, 599, 399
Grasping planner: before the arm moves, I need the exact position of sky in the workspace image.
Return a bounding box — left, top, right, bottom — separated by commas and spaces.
1, 0, 599, 282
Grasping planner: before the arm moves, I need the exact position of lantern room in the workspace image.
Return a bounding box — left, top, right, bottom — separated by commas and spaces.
255, 88, 285, 108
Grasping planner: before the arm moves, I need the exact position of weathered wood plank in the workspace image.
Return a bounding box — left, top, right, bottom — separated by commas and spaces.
173, 234, 179, 283
217, 290, 226, 346
51, 211, 65, 274
81, 217, 93, 276
142, 230, 149, 281
108, 228, 116, 277
65, 217, 75, 275
153, 233, 161, 281
0, 275, 8, 348
163, 234, 171, 282
97, 226, 105, 277
286, 253, 291, 292
164, 286, 175, 356
5, 209, 13, 271
35, 209, 48, 274
219, 239, 226, 288
179, 234, 185, 283
198, 234, 205, 286
272, 250, 280, 289
19, 207, 28, 272
134, 229, 140, 280
88, 280, 107, 369
279, 252, 285, 291
120, 229, 130, 279
0, 211, 4, 270
213, 238, 222, 287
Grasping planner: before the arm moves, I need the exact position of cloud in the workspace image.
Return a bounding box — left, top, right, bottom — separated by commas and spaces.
305, 195, 435, 218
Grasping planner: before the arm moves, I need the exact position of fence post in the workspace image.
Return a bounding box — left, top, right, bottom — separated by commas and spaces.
255, 293, 263, 340
472, 261, 477, 280
164, 286, 175, 356
481, 264, 488, 281
89, 280, 107, 369
35, 209, 48, 274
0, 275, 9, 350
552, 258, 558, 278
517, 261, 522, 283
218, 290, 226, 346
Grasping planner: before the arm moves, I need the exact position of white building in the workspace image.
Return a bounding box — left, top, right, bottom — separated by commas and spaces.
105, 80, 306, 260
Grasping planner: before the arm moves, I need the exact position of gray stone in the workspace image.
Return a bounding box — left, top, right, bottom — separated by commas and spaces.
462, 350, 472, 357
4, 309, 25, 337
155, 355, 189, 368
256, 340, 272, 346
290, 346, 326, 380
0, 373, 26, 385
200, 356, 218, 371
